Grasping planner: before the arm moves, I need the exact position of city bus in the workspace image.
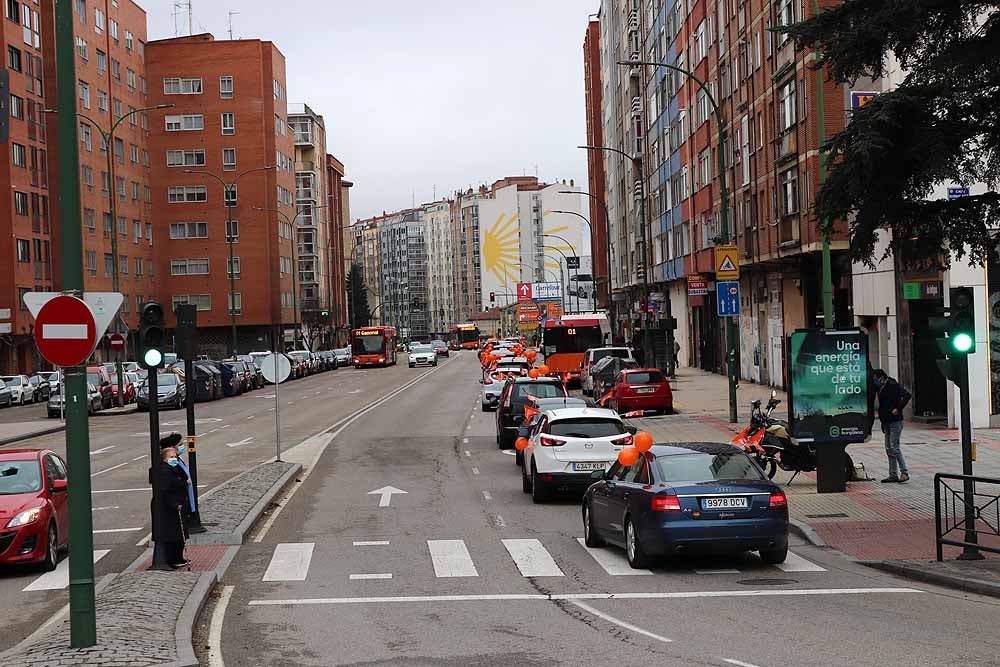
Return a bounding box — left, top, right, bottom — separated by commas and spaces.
350, 326, 398, 367
448, 323, 480, 350
540, 312, 610, 385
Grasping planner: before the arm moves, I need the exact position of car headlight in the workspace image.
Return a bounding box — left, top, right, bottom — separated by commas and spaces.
6, 507, 42, 528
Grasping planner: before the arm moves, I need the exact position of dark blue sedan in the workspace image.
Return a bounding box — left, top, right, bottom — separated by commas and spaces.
582, 442, 789, 569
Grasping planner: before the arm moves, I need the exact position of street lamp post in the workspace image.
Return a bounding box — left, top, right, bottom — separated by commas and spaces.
185, 166, 275, 357
54, 103, 174, 406
616, 59, 738, 423
550, 209, 598, 310
543, 233, 579, 314
559, 191, 615, 321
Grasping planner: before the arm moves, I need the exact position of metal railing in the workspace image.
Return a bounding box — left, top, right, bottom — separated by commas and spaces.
934, 473, 1000, 561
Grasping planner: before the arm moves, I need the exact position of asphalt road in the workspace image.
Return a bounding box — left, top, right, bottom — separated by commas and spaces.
208, 353, 1000, 667
0, 359, 439, 653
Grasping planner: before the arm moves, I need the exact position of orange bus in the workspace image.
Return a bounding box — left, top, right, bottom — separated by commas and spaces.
449, 323, 480, 350
351, 326, 398, 367
541, 313, 610, 385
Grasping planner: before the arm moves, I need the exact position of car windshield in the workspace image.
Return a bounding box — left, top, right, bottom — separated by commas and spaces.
0, 460, 42, 494
3, 377, 21, 387
353, 336, 384, 354
625, 371, 666, 385
288, 352, 310, 361
513, 383, 564, 405
655, 452, 765, 482
412, 345, 433, 353
85, 373, 102, 386
150, 374, 181, 387
47, 373, 60, 382
431, 340, 446, 348
548, 418, 624, 438
592, 348, 630, 364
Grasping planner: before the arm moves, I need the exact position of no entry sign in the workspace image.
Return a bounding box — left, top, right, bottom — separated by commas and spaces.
33, 295, 98, 367
108, 333, 126, 350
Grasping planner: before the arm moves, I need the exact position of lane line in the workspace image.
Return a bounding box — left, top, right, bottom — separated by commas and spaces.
247, 415, 255, 420
248, 587, 924, 606
349, 573, 392, 580
723, 660, 762, 667
502, 539, 564, 577
95, 485, 205, 494
576, 538, 652, 576
93, 527, 142, 534
428, 540, 479, 578
471, 467, 479, 475
91, 461, 129, 477
353, 541, 389, 546
482, 491, 492, 501
463, 438, 469, 444
24, 550, 110, 591
775, 551, 827, 573
464, 451, 471, 458
568, 599, 672, 644
131, 455, 145, 462
694, 568, 741, 575
207, 585, 234, 667
262, 543, 314, 582
92, 506, 119, 511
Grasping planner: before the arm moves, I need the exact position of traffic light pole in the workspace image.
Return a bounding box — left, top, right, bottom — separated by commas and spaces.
148, 369, 171, 569
956, 354, 984, 560
55, 0, 97, 647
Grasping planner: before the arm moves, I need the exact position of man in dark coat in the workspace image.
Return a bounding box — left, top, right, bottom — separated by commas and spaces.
153, 435, 189, 567
873, 369, 912, 483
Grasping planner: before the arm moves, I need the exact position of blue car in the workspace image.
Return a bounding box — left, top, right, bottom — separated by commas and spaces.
582, 442, 788, 569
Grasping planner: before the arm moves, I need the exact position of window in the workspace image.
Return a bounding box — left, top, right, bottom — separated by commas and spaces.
135, 257, 143, 275
109, 18, 118, 42
172, 294, 211, 311
75, 36, 88, 60
13, 191, 27, 215
222, 148, 236, 171
85, 250, 97, 275
131, 181, 140, 200
116, 176, 125, 200
225, 219, 239, 242
78, 80, 90, 108
6, 0, 18, 22
111, 58, 119, 80
126, 68, 136, 89
780, 168, 799, 216
227, 257, 240, 279
169, 221, 208, 239
95, 49, 106, 74
167, 185, 208, 203
165, 114, 204, 131
117, 215, 126, 239
11, 142, 25, 167
698, 149, 711, 189
129, 144, 138, 164
696, 88, 709, 126
162, 77, 203, 95
778, 79, 797, 131
227, 292, 242, 315
124, 30, 133, 51
166, 149, 206, 167
102, 212, 112, 237
273, 79, 285, 100
9, 93, 22, 119
740, 115, 750, 186
170, 258, 210, 275
127, 104, 136, 126
694, 19, 706, 62
133, 220, 141, 242
94, 7, 104, 33
97, 89, 108, 112
83, 208, 96, 231
146, 223, 153, 245
7, 45, 21, 71
79, 122, 92, 151
119, 255, 128, 275
112, 97, 122, 119
274, 114, 286, 136
16, 238, 29, 261
776, 0, 795, 44
219, 75, 233, 99
224, 184, 237, 207
221, 112, 235, 135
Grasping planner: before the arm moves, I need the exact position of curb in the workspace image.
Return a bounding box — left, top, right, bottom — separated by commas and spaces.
862, 560, 1000, 599
187, 462, 301, 546
0, 424, 66, 447
789, 518, 827, 547
164, 570, 219, 667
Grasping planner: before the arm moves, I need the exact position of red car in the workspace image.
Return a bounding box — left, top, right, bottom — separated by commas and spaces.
606, 368, 673, 415
110, 372, 139, 404
0, 449, 69, 571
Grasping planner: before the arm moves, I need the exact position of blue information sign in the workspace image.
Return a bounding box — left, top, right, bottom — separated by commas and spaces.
948, 187, 969, 200
717, 281, 740, 317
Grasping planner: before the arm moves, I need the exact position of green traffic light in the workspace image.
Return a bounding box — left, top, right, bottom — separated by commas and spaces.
144, 348, 163, 367
952, 332, 974, 353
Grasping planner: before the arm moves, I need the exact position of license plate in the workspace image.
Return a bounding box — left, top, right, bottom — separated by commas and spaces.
701, 496, 748, 510
636, 387, 656, 393
572, 462, 608, 472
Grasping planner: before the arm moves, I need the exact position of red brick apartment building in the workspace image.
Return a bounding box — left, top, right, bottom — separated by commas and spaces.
146, 33, 297, 357
582, 17, 608, 310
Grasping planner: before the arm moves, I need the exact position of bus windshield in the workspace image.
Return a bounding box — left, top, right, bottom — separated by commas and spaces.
459, 328, 479, 344
545, 326, 603, 354
353, 335, 385, 355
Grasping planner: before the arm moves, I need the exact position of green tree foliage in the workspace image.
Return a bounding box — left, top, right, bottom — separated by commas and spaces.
347, 263, 371, 328
783, 0, 1000, 267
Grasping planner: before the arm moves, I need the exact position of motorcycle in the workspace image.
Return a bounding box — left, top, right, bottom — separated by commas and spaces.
731, 390, 854, 483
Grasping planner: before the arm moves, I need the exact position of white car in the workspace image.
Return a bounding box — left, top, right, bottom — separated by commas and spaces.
582, 347, 635, 396
479, 364, 528, 412
408, 344, 438, 368
1, 375, 34, 405
521, 406, 634, 503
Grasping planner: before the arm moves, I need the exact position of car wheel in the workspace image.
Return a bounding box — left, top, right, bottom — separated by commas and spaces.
481, 403, 489, 413
409, 363, 415, 368
759, 544, 788, 565
584, 503, 605, 548
531, 464, 548, 504
515, 449, 524, 467
41, 522, 58, 572
625, 517, 648, 569
521, 461, 532, 494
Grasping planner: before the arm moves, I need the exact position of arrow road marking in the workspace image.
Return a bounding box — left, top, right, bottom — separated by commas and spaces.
368, 486, 407, 507
226, 437, 254, 448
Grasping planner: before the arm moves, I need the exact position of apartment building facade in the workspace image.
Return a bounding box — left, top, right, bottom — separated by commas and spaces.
325, 154, 349, 343
146, 33, 297, 357
423, 200, 454, 337
376, 209, 429, 341
583, 17, 609, 311
350, 217, 381, 327
451, 187, 485, 323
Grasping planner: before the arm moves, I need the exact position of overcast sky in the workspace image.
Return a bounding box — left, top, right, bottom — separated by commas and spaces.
144, 0, 599, 220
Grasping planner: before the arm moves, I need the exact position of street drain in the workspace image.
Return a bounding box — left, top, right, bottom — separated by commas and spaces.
737, 578, 797, 586
805, 512, 850, 518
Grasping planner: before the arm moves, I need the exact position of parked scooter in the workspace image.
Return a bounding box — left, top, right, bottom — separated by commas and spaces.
731, 390, 854, 483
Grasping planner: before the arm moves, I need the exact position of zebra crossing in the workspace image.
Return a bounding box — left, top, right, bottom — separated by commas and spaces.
257, 537, 827, 583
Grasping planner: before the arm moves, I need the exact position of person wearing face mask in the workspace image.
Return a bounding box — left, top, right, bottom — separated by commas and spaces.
872, 369, 912, 483
160, 432, 198, 529
154, 436, 190, 568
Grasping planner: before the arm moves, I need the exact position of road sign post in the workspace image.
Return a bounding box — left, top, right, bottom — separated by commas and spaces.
262, 351, 291, 462
174, 304, 204, 534
716, 281, 741, 317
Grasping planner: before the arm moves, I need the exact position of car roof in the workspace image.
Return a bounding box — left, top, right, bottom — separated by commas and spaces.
0, 448, 47, 460
532, 397, 588, 408
544, 407, 621, 420
512, 376, 562, 384
647, 442, 745, 456
589, 347, 630, 353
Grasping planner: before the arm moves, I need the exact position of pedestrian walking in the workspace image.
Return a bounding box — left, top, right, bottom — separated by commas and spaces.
873, 369, 912, 483
153, 438, 190, 568
673, 339, 681, 368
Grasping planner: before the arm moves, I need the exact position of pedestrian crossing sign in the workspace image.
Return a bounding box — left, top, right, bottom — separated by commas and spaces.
715, 245, 739, 280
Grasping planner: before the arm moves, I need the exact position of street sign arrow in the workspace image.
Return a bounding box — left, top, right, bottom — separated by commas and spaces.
226, 437, 255, 448
368, 485, 407, 507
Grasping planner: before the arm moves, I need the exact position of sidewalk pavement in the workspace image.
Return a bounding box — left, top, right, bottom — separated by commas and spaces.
0, 421, 65, 447
0, 458, 300, 666
627, 368, 1000, 595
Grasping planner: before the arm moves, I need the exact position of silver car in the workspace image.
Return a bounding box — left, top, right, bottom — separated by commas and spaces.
408, 344, 437, 367
480, 364, 527, 411
1, 375, 34, 405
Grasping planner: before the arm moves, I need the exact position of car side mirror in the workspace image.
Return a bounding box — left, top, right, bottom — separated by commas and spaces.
626, 425, 638, 435
478, 379, 484, 384
517, 426, 530, 438
51, 479, 68, 492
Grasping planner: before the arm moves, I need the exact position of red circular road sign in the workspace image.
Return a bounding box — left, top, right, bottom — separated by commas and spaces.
108, 333, 126, 350
33, 295, 98, 367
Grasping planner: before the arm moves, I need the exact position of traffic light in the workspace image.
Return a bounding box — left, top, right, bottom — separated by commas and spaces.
490, 291, 495, 303
139, 302, 166, 369
949, 287, 975, 354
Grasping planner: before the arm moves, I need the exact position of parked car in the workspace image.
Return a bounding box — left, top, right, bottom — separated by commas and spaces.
582, 443, 789, 568
137, 373, 187, 411
110, 372, 140, 405
44, 372, 63, 395
582, 347, 635, 396
47, 383, 103, 417
606, 368, 673, 415
28, 374, 51, 402
223, 360, 252, 393
431, 340, 450, 357
333, 348, 351, 367
237, 355, 265, 389
0, 384, 12, 408
1, 376, 35, 405
0, 448, 70, 571
85, 366, 114, 410
287, 351, 313, 378
591, 356, 640, 403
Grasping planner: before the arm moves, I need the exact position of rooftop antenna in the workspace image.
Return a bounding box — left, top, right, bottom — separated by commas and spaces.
227, 9, 239, 40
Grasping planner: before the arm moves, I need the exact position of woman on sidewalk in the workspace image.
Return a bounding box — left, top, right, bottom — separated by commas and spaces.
154, 438, 190, 568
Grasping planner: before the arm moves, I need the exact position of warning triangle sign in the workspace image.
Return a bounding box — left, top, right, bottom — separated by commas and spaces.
718, 256, 737, 273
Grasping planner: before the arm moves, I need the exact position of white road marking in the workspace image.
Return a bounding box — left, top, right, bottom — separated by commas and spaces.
24, 550, 110, 591
93, 527, 142, 534
348, 389, 362, 394
368, 485, 407, 507
94, 485, 205, 494
89, 446, 115, 455
247, 415, 255, 420
723, 660, 763, 667
207, 585, 234, 667
226, 437, 254, 448
464, 451, 471, 458
471, 467, 479, 475
262, 543, 314, 582
502, 539, 564, 577
576, 539, 652, 576
463, 438, 469, 444
482, 491, 492, 501
500, 450, 516, 456
569, 599, 672, 643
775, 551, 827, 573
91, 506, 119, 511
495, 515, 506, 528
221, 424, 231, 429
694, 568, 741, 575
131, 455, 145, 462
428, 540, 479, 578
466, 424, 472, 430
287, 401, 293, 405
353, 541, 390, 546
349, 573, 392, 580
249, 587, 924, 606
91, 461, 129, 477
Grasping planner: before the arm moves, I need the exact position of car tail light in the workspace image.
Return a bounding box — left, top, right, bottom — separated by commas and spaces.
611, 434, 633, 446
769, 491, 787, 509
540, 436, 566, 447
651, 495, 681, 512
